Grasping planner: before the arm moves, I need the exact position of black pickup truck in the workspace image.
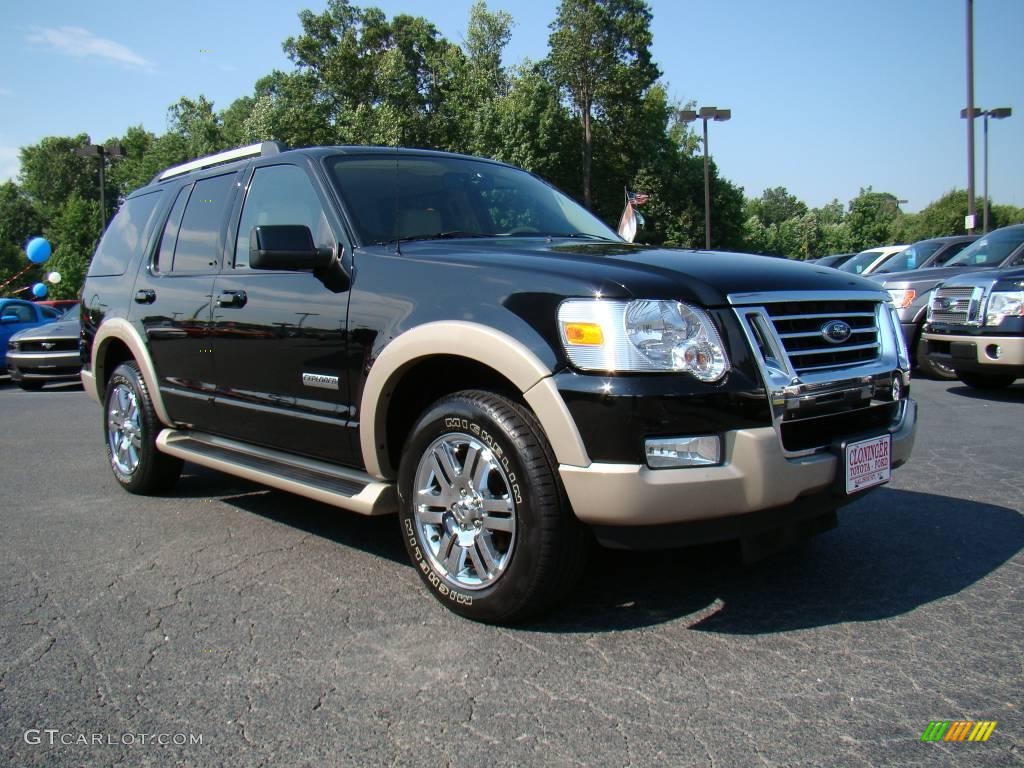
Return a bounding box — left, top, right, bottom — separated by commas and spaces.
923, 264, 1024, 388
80, 142, 917, 622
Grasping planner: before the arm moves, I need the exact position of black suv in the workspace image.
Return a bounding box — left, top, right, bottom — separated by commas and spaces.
81, 142, 917, 622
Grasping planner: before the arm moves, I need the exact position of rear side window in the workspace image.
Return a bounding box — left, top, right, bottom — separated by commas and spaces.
162, 173, 236, 274
933, 240, 971, 266
87, 190, 163, 277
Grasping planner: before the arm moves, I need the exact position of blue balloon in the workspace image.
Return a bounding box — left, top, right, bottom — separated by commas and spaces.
32, 282, 48, 299
26, 237, 52, 264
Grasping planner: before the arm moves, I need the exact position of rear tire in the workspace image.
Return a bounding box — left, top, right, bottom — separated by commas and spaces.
914, 335, 957, 380
397, 390, 587, 624
103, 361, 183, 494
956, 371, 1017, 390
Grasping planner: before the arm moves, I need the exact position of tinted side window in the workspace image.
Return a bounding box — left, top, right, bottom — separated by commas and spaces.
87, 190, 163, 277
170, 174, 236, 273
155, 185, 190, 273
40, 307, 61, 319
234, 165, 333, 268
1, 303, 35, 322
933, 241, 970, 266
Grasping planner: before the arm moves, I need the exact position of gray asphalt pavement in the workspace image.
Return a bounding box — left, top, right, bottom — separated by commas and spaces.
1, 377, 1021, 767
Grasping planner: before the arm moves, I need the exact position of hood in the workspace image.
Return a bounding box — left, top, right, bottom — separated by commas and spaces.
10, 319, 81, 342
939, 265, 1024, 289
869, 264, 998, 289
398, 239, 884, 306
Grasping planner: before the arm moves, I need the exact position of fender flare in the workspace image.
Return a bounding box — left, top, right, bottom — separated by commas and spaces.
359, 321, 590, 479
89, 318, 174, 426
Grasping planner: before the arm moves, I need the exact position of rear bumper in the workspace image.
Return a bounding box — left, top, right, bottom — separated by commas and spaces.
923, 333, 1024, 376
560, 398, 916, 530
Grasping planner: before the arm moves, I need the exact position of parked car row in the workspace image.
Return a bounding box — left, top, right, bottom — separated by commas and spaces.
871, 225, 1024, 382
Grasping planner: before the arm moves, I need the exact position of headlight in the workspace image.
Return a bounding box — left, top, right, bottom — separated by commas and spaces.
985, 290, 1024, 326
887, 288, 916, 309
885, 302, 910, 371
558, 299, 730, 381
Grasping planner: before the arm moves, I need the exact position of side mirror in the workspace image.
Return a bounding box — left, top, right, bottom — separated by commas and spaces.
249, 225, 333, 271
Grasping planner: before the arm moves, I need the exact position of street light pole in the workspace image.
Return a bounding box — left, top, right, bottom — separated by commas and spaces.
961, 107, 1012, 233
678, 106, 731, 249
982, 107, 1013, 232
74, 140, 124, 233
702, 116, 711, 250
965, 0, 976, 233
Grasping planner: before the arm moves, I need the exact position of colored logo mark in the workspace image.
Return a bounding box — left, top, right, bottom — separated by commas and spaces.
921, 720, 996, 742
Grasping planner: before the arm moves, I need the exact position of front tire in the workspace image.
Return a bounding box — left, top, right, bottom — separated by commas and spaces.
957, 371, 1017, 390
398, 390, 586, 623
103, 361, 183, 494
915, 335, 957, 380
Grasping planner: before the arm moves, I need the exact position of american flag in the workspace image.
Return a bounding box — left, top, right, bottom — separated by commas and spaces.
627, 191, 650, 206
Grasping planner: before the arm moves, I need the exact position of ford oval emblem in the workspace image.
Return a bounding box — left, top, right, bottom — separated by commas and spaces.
821, 319, 853, 344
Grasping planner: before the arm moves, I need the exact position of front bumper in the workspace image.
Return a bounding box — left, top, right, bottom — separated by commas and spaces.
560, 398, 916, 529
922, 332, 1024, 376
7, 350, 83, 382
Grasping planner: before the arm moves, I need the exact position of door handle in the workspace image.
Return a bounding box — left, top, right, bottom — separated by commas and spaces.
216, 290, 247, 308
134, 289, 156, 304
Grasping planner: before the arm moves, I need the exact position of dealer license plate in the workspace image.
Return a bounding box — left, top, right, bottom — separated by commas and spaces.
844, 434, 891, 495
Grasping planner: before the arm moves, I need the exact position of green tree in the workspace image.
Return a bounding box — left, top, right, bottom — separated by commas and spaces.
18, 135, 98, 218
846, 188, 904, 252
0, 181, 44, 249
167, 95, 227, 158
747, 186, 807, 229
282, 1, 465, 149
487, 63, 580, 193
42, 193, 100, 299
220, 96, 257, 147
547, 0, 659, 209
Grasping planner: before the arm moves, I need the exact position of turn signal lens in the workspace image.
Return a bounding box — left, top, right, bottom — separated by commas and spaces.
887, 289, 916, 309
562, 322, 604, 346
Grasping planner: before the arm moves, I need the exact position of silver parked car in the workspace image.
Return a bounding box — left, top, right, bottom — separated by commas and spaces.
6, 304, 81, 390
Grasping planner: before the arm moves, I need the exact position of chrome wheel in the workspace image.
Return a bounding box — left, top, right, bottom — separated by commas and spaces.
412, 432, 517, 590
107, 382, 142, 475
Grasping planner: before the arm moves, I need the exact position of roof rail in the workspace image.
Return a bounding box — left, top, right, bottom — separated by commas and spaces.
153, 140, 288, 183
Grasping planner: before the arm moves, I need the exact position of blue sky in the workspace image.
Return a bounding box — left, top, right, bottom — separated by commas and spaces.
1, 0, 1021, 212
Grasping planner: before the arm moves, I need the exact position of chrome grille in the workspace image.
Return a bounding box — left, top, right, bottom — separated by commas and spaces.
929, 286, 982, 325
764, 300, 880, 374
18, 339, 78, 353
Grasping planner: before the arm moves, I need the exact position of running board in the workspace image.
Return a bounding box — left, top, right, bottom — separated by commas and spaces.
156, 429, 396, 516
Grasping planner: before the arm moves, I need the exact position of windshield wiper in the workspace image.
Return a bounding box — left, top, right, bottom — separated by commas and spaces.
548, 232, 617, 241
390, 231, 496, 244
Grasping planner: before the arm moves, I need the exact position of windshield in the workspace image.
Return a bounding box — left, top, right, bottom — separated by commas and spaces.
60, 303, 80, 319
326, 154, 619, 245
874, 242, 943, 273
838, 250, 886, 274
945, 228, 1024, 268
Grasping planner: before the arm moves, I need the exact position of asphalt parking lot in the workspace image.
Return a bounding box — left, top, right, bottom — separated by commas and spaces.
1, 376, 1021, 767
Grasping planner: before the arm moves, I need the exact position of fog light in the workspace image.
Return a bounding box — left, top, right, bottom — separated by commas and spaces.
645, 435, 721, 468
986, 344, 1001, 360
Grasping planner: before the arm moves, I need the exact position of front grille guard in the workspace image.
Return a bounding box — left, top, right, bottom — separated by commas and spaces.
728, 290, 911, 457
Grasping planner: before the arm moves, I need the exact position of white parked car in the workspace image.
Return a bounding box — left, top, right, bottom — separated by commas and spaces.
837, 245, 909, 275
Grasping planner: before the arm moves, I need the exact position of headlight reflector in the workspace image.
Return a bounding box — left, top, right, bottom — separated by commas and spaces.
985, 290, 1024, 326
886, 288, 916, 309
557, 299, 730, 380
